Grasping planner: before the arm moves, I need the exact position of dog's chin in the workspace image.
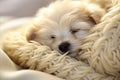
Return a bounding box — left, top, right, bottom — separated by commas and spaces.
68, 52, 77, 58
68, 50, 80, 58
57, 49, 80, 58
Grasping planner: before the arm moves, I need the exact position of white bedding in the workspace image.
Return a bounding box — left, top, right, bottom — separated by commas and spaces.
0, 0, 53, 17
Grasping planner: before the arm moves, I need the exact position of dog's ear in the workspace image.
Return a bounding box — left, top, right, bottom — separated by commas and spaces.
26, 24, 37, 41
88, 4, 106, 24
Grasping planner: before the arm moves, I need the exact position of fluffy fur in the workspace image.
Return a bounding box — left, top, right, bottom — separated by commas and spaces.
27, 0, 105, 57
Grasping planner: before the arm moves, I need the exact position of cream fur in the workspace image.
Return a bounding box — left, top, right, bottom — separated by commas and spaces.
27, 0, 105, 57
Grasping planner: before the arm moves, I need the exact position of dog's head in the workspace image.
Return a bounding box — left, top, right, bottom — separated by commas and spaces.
27, 0, 105, 57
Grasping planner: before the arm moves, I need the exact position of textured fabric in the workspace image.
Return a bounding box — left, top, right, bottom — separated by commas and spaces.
0, 49, 64, 80
1, 0, 120, 80
79, 3, 120, 76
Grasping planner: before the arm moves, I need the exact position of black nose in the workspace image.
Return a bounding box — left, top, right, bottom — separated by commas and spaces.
58, 42, 71, 53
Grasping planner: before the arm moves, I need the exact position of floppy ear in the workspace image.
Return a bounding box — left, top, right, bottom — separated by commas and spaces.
88, 4, 106, 24
26, 24, 37, 41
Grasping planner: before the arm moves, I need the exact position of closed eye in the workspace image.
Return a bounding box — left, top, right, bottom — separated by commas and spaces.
71, 29, 80, 34
50, 35, 56, 39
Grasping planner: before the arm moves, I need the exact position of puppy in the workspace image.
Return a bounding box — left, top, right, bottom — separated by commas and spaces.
27, 0, 105, 57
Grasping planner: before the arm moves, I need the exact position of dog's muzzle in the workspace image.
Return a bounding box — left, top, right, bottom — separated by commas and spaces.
58, 41, 71, 54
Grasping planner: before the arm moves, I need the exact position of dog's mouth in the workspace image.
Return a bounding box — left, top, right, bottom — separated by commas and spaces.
69, 49, 82, 57
58, 49, 82, 57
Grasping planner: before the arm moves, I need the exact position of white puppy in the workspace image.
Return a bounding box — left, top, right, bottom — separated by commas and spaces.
27, 0, 105, 57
